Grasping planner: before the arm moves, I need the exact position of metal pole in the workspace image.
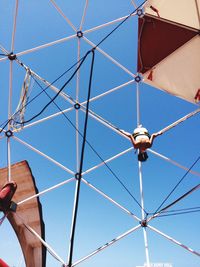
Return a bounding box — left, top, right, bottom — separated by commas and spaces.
138, 161, 151, 267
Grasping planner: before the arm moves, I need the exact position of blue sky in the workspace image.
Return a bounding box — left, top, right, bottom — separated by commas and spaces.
0, 1, 200, 267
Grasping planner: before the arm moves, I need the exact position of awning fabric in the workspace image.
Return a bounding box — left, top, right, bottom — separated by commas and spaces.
138, 0, 200, 104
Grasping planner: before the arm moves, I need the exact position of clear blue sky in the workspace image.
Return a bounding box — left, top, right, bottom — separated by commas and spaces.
0, 1, 199, 267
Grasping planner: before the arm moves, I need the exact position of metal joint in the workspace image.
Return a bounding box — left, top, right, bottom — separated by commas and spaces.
75, 173, 82, 180
135, 75, 142, 83
140, 219, 147, 227
77, 31, 83, 38
74, 103, 81, 110
8, 53, 17, 61
137, 8, 144, 17
5, 130, 13, 138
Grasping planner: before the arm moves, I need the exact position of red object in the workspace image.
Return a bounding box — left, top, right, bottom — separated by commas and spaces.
0, 182, 17, 212
0, 259, 9, 267
147, 69, 154, 81
137, 15, 197, 74
194, 89, 200, 102
150, 5, 160, 17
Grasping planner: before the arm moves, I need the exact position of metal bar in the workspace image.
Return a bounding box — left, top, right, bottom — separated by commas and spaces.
83, 14, 136, 35
83, 36, 136, 78
131, 0, 138, 8
79, 0, 89, 30
82, 178, 141, 221
18, 177, 75, 205
82, 79, 135, 104
7, 137, 12, 182
16, 34, 77, 57
136, 80, 140, 126
82, 147, 133, 176
148, 149, 200, 177
50, 0, 77, 31
149, 225, 200, 257
75, 39, 81, 172
143, 227, 151, 267
21, 106, 74, 130
138, 161, 151, 266
138, 161, 145, 219
80, 105, 130, 138
15, 213, 67, 265
11, 0, 19, 52
72, 224, 141, 266
13, 136, 75, 175
157, 108, 200, 136
7, 60, 13, 182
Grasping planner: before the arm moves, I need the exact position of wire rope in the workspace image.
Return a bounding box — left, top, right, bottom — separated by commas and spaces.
67, 49, 95, 267
155, 206, 200, 218
94, 0, 147, 49
157, 209, 200, 218
149, 206, 200, 215
154, 156, 200, 215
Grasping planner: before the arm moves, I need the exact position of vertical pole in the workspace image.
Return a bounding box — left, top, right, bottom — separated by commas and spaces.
136, 79, 140, 127
143, 227, 151, 267
7, 61, 13, 182
7, 137, 12, 182
75, 38, 81, 172
138, 161, 145, 219
68, 36, 81, 267
136, 79, 151, 267
7, 0, 19, 182
138, 161, 151, 267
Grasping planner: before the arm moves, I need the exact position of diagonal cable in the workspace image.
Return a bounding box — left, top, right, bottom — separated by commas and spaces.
94, 0, 147, 49
67, 49, 95, 267
153, 155, 200, 215
157, 184, 200, 215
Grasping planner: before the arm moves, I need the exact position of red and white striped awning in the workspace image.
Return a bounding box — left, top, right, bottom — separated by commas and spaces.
138, 0, 200, 104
